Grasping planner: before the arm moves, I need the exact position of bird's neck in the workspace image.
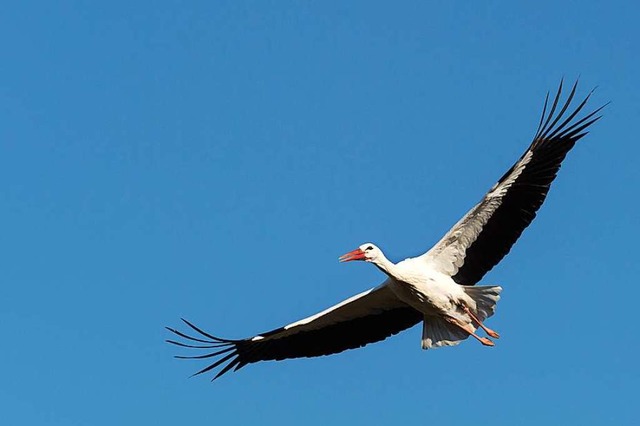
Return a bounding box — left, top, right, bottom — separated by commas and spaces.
371, 254, 400, 280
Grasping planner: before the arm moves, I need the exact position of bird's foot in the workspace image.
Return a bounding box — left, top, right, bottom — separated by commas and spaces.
486, 329, 500, 339
459, 304, 500, 339
479, 337, 495, 347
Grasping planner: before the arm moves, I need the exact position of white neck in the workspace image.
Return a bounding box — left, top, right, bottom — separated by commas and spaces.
370, 251, 400, 279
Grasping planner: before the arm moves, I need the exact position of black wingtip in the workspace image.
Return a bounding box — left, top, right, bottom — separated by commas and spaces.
174, 346, 235, 360
535, 79, 564, 140
212, 359, 242, 381
533, 79, 606, 144
167, 319, 244, 381
180, 318, 235, 343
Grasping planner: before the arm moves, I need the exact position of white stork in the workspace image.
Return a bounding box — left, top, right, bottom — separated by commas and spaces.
167, 81, 604, 380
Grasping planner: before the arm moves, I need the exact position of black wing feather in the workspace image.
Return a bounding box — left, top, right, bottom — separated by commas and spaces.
167, 306, 422, 380
450, 80, 604, 285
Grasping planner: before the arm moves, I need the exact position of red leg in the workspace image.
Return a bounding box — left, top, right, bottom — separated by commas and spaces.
461, 305, 500, 339
445, 316, 494, 347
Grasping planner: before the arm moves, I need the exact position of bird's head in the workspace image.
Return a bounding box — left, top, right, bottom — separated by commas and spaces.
339, 243, 381, 263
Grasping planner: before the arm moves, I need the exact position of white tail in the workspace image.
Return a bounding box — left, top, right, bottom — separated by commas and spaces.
463, 285, 502, 322
421, 316, 469, 349
421, 285, 502, 349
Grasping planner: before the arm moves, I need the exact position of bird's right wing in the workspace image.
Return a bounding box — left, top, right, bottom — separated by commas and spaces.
418, 81, 604, 285
166, 281, 422, 380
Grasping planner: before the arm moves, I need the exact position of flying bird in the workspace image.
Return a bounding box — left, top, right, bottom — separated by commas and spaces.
167, 81, 604, 380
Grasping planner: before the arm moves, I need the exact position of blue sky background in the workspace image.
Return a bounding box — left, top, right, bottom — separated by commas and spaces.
2, 1, 638, 425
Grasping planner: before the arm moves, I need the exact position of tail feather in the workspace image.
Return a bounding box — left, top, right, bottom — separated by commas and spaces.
463, 285, 502, 322
421, 285, 502, 350
421, 316, 469, 349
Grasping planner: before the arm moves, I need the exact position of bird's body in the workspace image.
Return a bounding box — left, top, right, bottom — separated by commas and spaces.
343, 245, 501, 348
167, 80, 605, 380
378, 256, 471, 316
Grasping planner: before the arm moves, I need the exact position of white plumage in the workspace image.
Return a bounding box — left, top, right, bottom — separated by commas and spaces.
167, 80, 604, 380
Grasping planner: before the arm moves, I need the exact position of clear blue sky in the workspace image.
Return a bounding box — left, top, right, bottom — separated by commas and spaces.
2, 1, 638, 425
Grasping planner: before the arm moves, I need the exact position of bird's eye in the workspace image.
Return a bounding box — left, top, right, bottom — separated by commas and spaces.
366, 246, 373, 251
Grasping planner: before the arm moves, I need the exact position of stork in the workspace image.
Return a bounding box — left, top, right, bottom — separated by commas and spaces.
167, 81, 604, 380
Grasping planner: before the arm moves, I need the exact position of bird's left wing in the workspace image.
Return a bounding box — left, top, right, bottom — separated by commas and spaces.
166, 281, 422, 380
419, 80, 604, 285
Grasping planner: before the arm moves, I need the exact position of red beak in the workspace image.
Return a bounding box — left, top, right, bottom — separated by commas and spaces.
339, 248, 366, 262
